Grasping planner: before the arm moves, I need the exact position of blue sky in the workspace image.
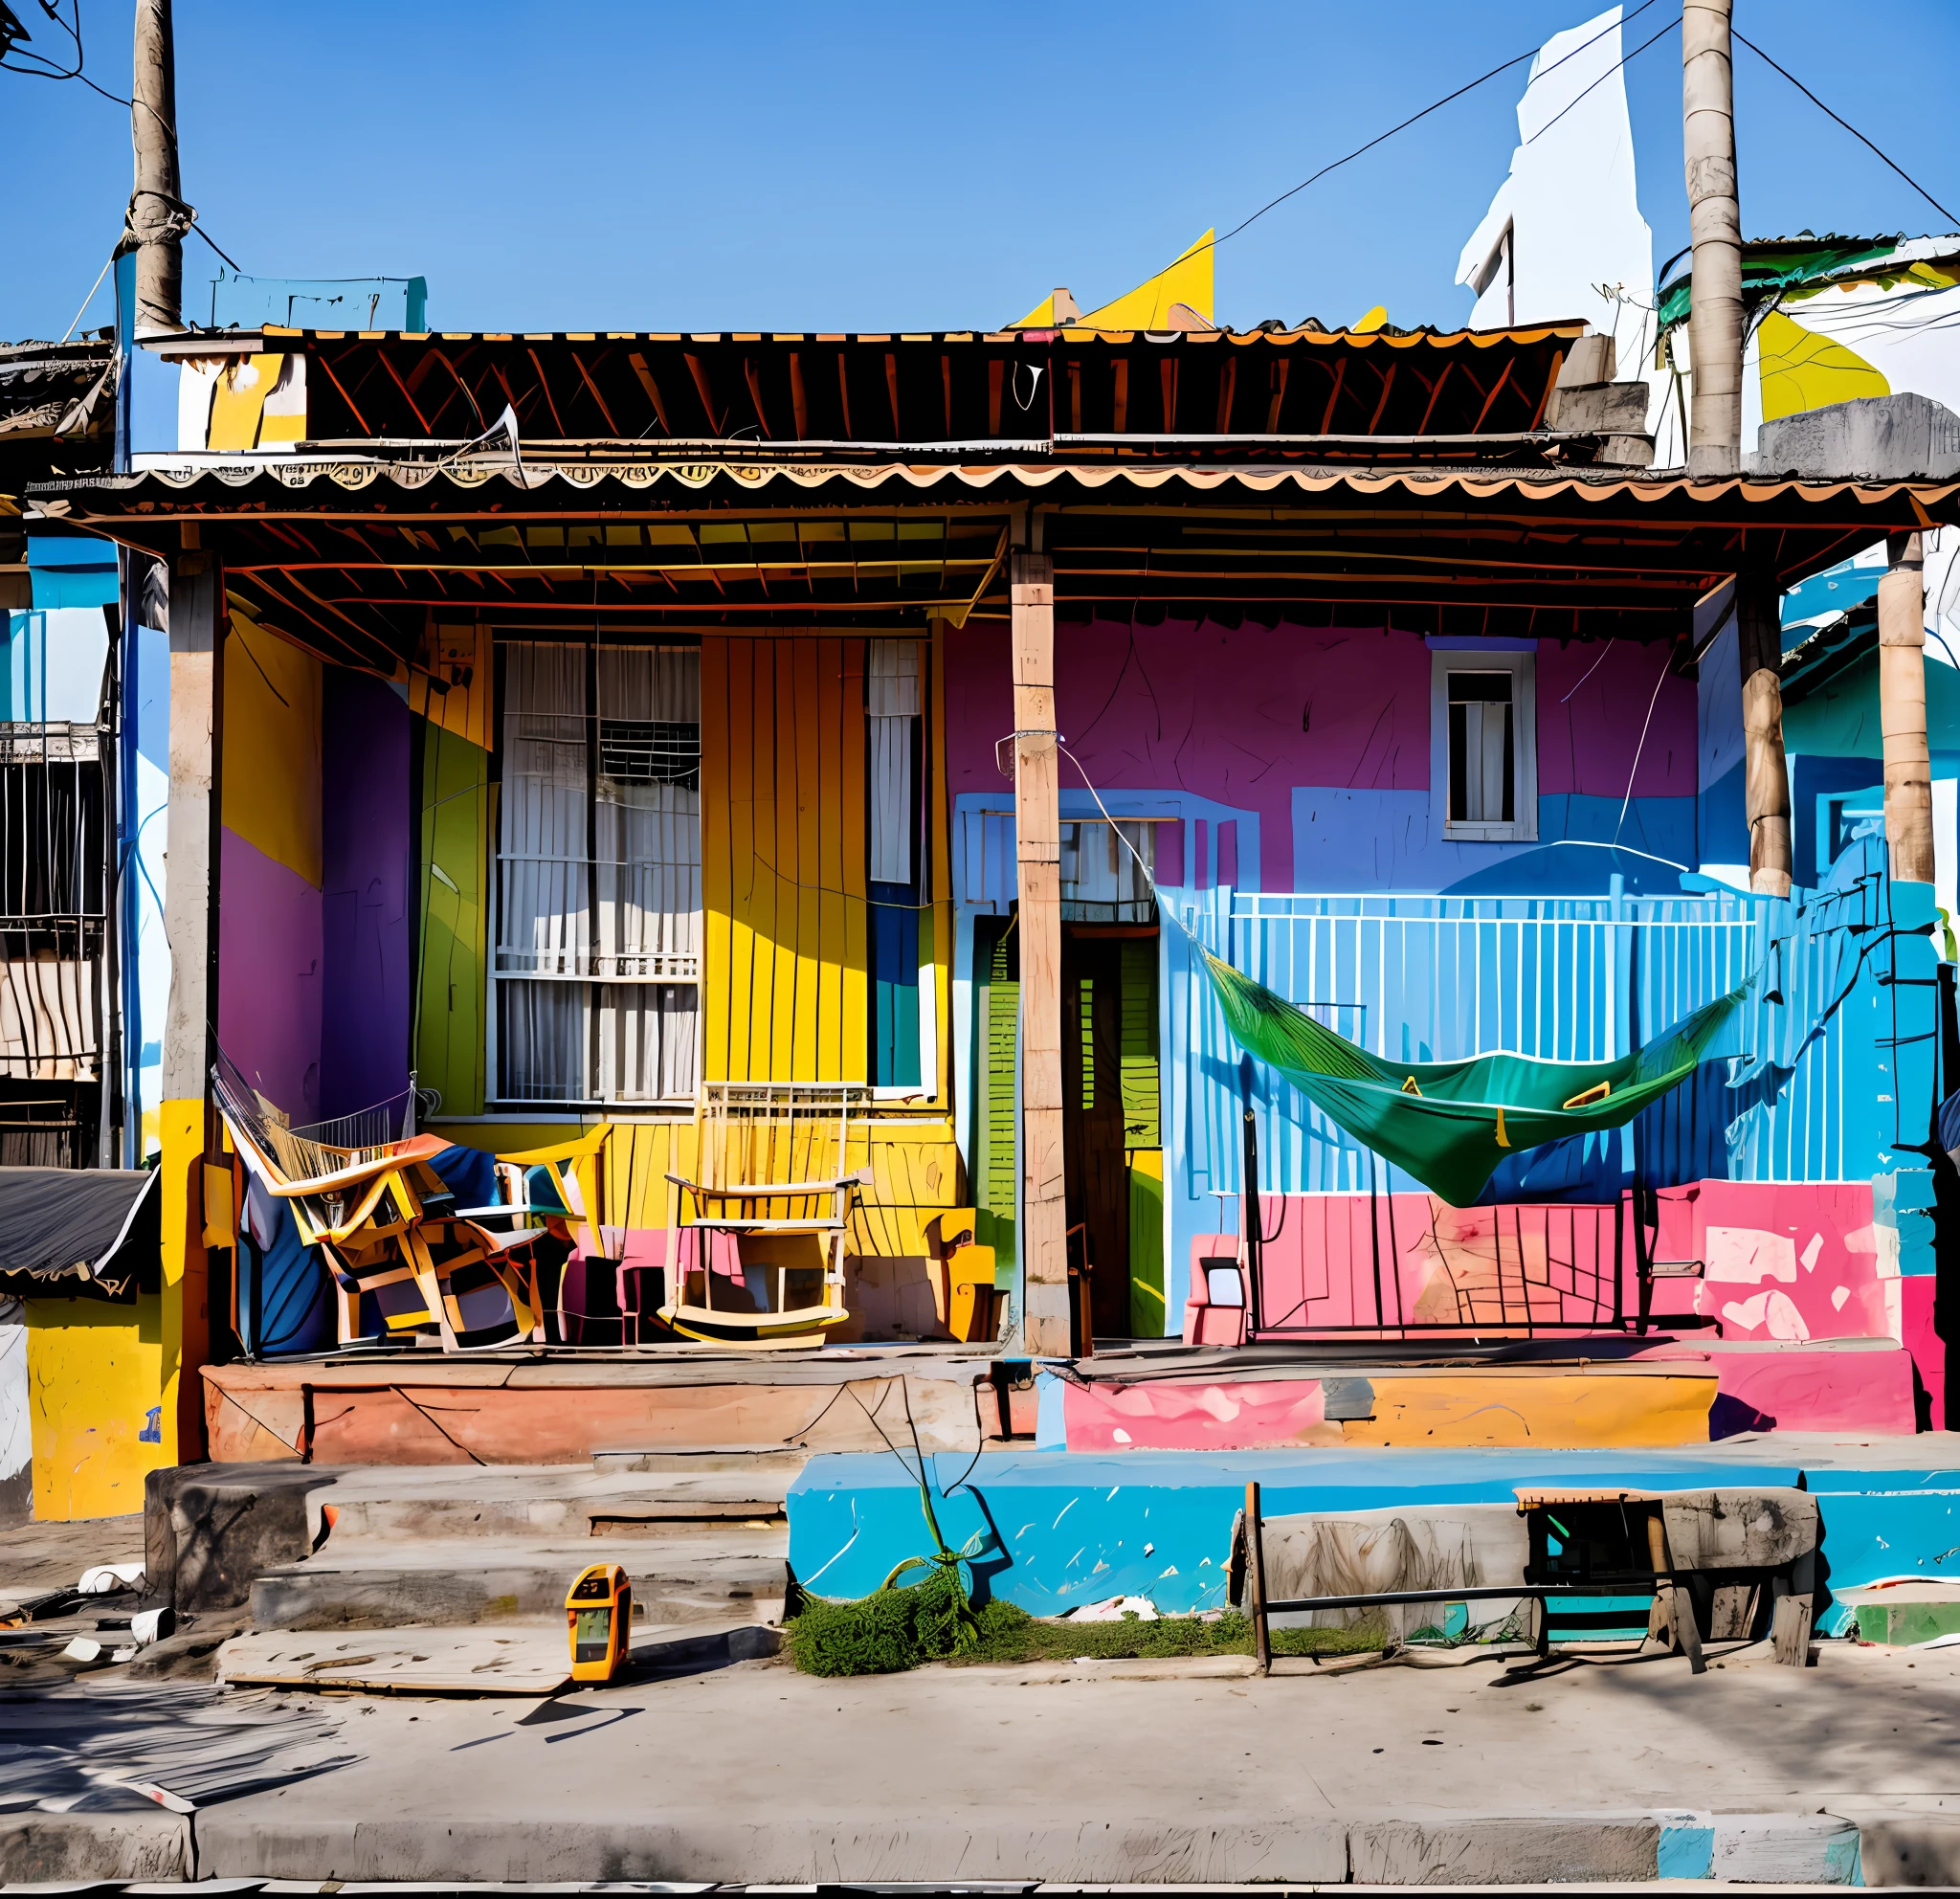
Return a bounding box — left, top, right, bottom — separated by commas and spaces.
6, 0, 1958, 341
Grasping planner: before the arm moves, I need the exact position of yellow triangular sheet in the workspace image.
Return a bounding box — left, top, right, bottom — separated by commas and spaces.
1008, 230, 1214, 331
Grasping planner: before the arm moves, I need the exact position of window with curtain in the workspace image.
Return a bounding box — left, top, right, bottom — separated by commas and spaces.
495, 639, 702, 1103
867, 639, 923, 1088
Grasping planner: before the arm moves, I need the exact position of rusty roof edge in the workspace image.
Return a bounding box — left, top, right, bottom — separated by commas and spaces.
25, 457, 1960, 515
147, 321, 1590, 351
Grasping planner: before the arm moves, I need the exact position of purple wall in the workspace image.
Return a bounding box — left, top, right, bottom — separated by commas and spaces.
321, 669, 412, 1121
945, 616, 1697, 891
219, 828, 323, 1120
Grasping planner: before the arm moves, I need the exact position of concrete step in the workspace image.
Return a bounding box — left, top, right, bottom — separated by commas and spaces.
315, 1463, 793, 1541
592, 1444, 813, 1475
250, 1530, 789, 1631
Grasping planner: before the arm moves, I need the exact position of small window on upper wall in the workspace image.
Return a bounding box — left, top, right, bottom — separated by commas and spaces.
1434, 649, 1536, 842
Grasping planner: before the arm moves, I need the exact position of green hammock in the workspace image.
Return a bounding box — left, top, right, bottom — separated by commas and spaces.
1204, 952, 1748, 1207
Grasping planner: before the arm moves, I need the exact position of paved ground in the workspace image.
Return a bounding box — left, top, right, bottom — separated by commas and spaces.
0, 1511, 145, 1605
3, 1634, 1949, 1886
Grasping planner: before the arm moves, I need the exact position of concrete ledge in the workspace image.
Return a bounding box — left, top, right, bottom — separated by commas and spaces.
188, 1813, 1354, 1885
0, 1810, 189, 1882
1859, 1814, 1960, 1887
0, 1801, 1899, 1885
1348, 1814, 1659, 1885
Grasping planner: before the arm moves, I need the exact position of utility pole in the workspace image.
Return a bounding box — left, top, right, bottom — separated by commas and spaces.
129, 0, 182, 334
1682, 0, 1742, 477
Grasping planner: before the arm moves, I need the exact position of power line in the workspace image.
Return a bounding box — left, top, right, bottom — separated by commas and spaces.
1096, 0, 1661, 292
1732, 28, 1959, 232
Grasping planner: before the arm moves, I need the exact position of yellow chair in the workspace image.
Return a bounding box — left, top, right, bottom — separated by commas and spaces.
660, 1083, 866, 1347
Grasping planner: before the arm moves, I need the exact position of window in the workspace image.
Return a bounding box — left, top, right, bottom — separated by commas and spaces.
1434, 648, 1536, 842
494, 639, 702, 1104
867, 639, 924, 1089
1059, 820, 1156, 923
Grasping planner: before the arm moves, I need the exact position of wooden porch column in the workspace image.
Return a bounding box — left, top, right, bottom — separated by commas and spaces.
1736, 573, 1793, 897
1012, 551, 1070, 1355
159, 545, 222, 1461
1880, 531, 1935, 883
162, 551, 222, 1103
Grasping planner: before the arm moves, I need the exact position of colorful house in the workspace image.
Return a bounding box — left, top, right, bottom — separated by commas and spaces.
14, 307, 1960, 1512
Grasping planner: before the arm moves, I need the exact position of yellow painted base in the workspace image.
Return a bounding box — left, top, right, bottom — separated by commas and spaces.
25, 1294, 170, 1521
28, 1098, 210, 1522
1338, 1371, 1717, 1449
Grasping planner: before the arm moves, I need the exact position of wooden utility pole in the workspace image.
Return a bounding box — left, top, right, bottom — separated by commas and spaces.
130, 0, 183, 334
1880, 532, 1935, 883
1682, 0, 1743, 477
1736, 576, 1793, 897
1011, 550, 1070, 1356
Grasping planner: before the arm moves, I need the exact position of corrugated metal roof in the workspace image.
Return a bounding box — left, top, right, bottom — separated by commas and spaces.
160, 320, 1594, 350
35, 453, 1960, 510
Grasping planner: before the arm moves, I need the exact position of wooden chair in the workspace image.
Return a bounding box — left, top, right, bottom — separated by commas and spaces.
924, 1208, 1001, 1345
659, 1082, 869, 1347
212, 1056, 537, 1351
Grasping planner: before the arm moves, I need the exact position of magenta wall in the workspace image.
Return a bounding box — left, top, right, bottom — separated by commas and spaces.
945, 617, 1698, 892
321, 669, 412, 1121
218, 827, 323, 1121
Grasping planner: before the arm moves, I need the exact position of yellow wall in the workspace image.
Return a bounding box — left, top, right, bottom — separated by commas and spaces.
28, 1103, 206, 1521
222, 603, 323, 886
25, 1294, 169, 1521
702, 636, 869, 1084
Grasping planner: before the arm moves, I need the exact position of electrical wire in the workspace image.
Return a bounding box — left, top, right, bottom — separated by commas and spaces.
1077, 0, 1659, 297
1732, 29, 1959, 232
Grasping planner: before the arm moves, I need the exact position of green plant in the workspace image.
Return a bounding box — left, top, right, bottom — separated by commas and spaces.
788, 1566, 981, 1677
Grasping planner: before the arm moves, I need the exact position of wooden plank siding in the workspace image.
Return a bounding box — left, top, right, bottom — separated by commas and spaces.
701, 636, 869, 1085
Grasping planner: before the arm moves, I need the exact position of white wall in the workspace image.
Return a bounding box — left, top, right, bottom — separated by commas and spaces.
0, 1300, 29, 1527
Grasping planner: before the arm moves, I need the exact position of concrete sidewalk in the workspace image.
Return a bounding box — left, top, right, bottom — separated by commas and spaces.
9, 1638, 1960, 1886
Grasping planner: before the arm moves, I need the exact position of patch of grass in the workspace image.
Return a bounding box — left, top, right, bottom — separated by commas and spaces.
950, 1604, 1385, 1666
787, 1568, 977, 1676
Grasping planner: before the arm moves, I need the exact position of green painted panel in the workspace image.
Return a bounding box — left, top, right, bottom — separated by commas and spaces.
1119, 937, 1159, 1148
413, 719, 489, 1117
1127, 1149, 1165, 1337
975, 920, 1018, 1284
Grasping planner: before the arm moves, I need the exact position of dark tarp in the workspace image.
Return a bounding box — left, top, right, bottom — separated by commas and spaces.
0, 1166, 160, 1300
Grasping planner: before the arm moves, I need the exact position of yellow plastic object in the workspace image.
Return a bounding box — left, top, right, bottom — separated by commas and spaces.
925, 1208, 1001, 1345
565, 1561, 632, 1683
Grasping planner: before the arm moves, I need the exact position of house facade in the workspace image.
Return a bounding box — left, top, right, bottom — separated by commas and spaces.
15, 313, 1959, 1513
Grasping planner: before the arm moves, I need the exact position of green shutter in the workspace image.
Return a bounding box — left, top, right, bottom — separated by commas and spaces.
975, 921, 1018, 1280
413, 719, 489, 1116
1127, 1148, 1166, 1336
1119, 937, 1159, 1149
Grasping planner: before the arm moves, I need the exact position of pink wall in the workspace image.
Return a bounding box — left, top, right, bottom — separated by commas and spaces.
219, 827, 322, 1122
1642, 1180, 1889, 1344
945, 618, 1699, 889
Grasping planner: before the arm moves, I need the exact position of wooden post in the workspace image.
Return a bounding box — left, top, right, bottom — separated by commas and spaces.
1245, 1480, 1271, 1676
1682, 0, 1743, 477
1646, 1508, 1705, 1674
1880, 531, 1935, 884
1771, 1593, 1815, 1667
1736, 574, 1793, 897
130, 0, 183, 335
159, 544, 220, 1463
162, 549, 220, 1104
1012, 551, 1070, 1357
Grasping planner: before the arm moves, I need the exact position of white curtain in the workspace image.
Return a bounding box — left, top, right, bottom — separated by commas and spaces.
595, 646, 702, 977
498, 642, 588, 976
867, 639, 920, 885
499, 979, 589, 1103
